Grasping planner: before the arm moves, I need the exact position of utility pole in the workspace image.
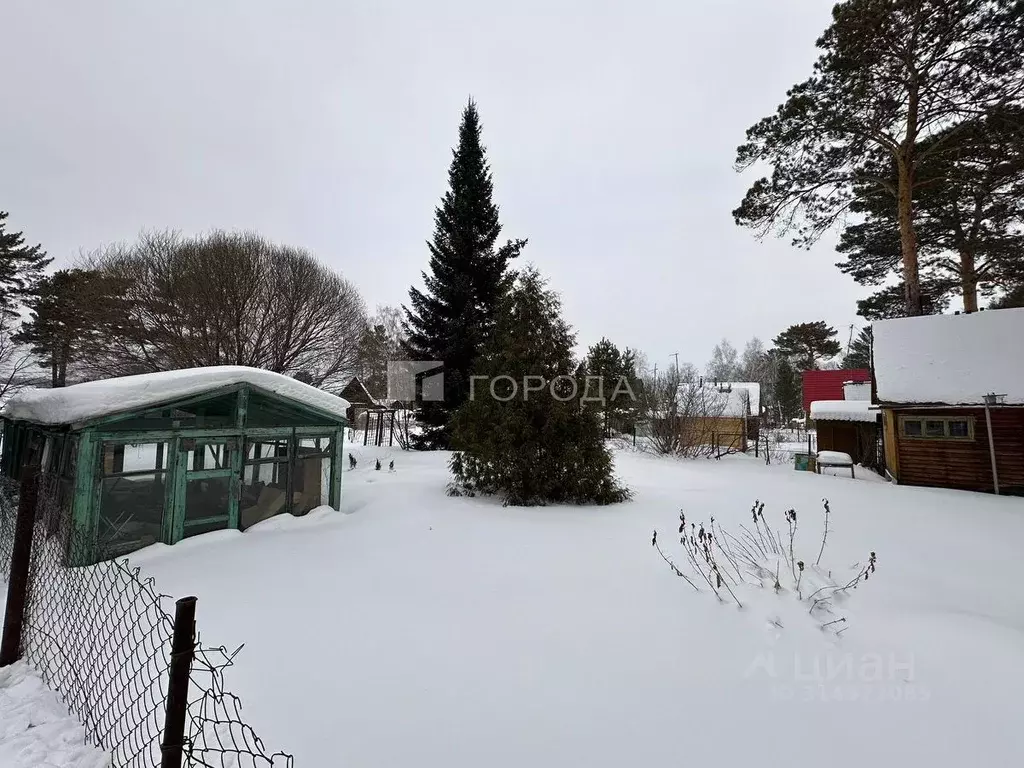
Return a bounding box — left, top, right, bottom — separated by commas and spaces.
670, 352, 679, 375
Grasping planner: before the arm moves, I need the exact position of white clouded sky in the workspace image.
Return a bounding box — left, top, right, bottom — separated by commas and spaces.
1, 0, 869, 369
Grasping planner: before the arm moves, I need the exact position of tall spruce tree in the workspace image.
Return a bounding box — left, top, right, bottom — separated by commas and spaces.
0, 211, 51, 316
449, 267, 630, 506
734, 0, 1024, 316
402, 100, 526, 449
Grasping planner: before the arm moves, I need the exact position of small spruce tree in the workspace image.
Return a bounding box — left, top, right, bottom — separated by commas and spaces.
449, 267, 630, 506
771, 354, 803, 422
15, 268, 125, 387
843, 326, 873, 370
580, 337, 640, 436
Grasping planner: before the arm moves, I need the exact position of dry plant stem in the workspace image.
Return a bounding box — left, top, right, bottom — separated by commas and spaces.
653, 537, 700, 592
715, 566, 744, 608
816, 499, 831, 567
713, 526, 745, 584
787, 519, 798, 583
682, 540, 724, 601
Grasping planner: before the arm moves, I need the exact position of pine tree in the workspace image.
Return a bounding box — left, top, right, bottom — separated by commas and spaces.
14, 269, 124, 387
449, 267, 630, 506
734, 0, 1024, 316
836, 112, 1024, 312
843, 326, 873, 369
0, 211, 52, 316
773, 322, 842, 371
856, 282, 947, 320
402, 100, 526, 449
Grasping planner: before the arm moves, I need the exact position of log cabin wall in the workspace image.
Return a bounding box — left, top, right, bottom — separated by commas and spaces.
888, 407, 1024, 493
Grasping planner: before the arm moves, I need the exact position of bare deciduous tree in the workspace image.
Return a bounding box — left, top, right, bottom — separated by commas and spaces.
82, 230, 367, 388
0, 313, 35, 402
639, 363, 735, 458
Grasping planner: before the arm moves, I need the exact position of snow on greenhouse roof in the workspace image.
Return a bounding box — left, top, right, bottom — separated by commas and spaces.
809, 400, 878, 423
873, 308, 1024, 406
1, 366, 351, 426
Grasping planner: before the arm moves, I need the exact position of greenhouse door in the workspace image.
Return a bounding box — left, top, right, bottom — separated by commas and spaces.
172, 438, 239, 541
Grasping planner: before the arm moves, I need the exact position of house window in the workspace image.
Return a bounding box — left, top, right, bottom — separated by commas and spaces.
900, 416, 974, 440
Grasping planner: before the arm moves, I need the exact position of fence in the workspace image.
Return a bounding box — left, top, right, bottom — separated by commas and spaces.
0, 472, 293, 768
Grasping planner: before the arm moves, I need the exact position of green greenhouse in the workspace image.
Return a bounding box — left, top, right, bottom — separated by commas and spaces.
0, 367, 349, 564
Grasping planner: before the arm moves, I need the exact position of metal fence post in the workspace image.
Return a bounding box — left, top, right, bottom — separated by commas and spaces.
161, 596, 197, 768
1, 473, 40, 667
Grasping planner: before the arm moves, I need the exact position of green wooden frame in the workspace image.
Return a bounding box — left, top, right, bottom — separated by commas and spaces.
3, 382, 347, 566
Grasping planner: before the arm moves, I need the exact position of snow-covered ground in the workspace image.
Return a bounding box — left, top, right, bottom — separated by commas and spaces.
114, 443, 1024, 768
0, 651, 109, 768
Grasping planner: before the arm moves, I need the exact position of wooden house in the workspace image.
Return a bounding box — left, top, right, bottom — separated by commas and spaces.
654, 381, 759, 452
873, 308, 1024, 494
0, 367, 349, 564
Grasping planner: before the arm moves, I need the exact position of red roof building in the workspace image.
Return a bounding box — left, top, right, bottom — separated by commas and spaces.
802, 369, 871, 414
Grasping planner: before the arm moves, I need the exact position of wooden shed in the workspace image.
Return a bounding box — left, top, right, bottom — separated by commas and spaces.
873, 308, 1024, 494
809, 400, 880, 467
0, 366, 349, 564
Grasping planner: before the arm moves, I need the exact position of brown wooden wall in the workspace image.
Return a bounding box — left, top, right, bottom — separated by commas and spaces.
887, 407, 1024, 493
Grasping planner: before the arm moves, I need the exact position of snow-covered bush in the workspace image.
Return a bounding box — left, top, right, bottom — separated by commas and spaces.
652, 499, 877, 634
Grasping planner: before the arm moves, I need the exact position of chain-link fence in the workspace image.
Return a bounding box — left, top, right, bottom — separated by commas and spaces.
0, 473, 293, 768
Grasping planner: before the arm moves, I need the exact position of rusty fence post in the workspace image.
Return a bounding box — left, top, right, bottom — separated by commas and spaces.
1, 473, 40, 667
161, 596, 197, 768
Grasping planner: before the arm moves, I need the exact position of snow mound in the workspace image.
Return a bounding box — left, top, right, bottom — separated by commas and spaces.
1, 366, 350, 425
0, 660, 108, 768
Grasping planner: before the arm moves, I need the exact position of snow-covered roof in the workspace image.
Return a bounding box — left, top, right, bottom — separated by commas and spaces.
809, 400, 879, 423
873, 308, 1024, 405
1, 366, 351, 426
701, 381, 761, 416
676, 382, 758, 418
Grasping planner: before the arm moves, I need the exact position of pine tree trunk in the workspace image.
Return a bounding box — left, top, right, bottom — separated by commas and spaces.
897, 158, 923, 317
899, 68, 923, 318
959, 249, 978, 312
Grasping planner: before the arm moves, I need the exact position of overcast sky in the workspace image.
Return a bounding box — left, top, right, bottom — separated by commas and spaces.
1, 0, 869, 371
